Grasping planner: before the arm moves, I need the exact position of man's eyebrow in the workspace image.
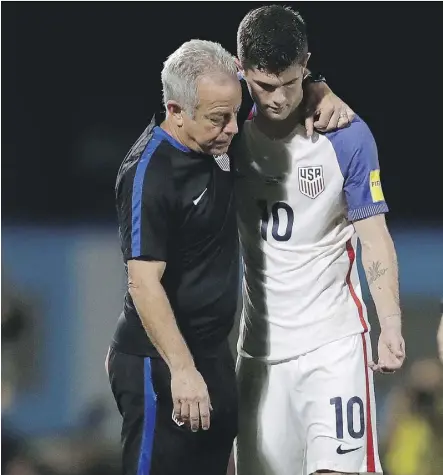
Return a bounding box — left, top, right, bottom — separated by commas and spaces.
208, 108, 240, 116
256, 77, 300, 87
256, 80, 277, 88
283, 77, 300, 85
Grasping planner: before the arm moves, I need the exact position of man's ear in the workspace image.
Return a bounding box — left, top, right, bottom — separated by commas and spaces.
303, 52, 311, 70
166, 101, 184, 127
235, 58, 244, 75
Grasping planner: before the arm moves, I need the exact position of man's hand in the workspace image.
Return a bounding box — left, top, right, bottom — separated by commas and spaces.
171, 365, 212, 432
437, 315, 443, 364
369, 326, 406, 374
304, 82, 355, 137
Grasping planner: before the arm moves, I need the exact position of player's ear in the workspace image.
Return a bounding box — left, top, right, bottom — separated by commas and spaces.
166, 101, 184, 127
235, 58, 244, 75
301, 53, 311, 79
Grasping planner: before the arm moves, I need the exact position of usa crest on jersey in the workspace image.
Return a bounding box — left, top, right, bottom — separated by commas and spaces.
298, 166, 325, 199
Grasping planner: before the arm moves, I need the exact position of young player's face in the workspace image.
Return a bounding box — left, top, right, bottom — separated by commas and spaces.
243, 63, 307, 121
183, 75, 242, 155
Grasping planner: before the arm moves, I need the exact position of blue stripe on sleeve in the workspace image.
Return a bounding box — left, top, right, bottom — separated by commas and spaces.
136, 358, 157, 475
348, 202, 389, 221
131, 137, 162, 257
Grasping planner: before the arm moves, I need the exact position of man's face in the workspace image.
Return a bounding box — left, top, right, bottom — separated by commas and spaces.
182, 75, 242, 155
243, 63, 306, 121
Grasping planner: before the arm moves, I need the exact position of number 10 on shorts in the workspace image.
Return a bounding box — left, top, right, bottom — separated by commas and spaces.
330, 396, 365, 439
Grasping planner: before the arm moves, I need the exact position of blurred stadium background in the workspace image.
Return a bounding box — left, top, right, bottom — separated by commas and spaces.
3, 2, 443, 475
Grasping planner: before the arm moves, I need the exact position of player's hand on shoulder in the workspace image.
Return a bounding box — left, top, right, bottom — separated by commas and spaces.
304, 81, 355, 137
171, 365, 212, 432
369, 326, 406, 374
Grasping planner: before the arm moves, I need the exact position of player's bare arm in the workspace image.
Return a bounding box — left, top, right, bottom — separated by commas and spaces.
128, 259, 211, 431
353, 214, 406, 373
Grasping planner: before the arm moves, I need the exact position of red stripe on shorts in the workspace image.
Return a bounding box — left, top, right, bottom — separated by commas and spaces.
345, 240, 368, 332
361, 333, 376, 472
346, 239, 376, 472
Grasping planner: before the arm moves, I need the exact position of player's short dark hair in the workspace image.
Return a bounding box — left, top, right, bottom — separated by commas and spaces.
237, 5, 308, 75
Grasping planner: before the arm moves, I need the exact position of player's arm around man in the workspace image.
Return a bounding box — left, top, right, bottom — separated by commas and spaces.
303, 73, 355, 136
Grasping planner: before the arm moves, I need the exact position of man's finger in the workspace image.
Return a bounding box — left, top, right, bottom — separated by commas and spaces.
305, 116, 314, 137
337, 110, 350, 129
389, 341, 405, 359
400, 339, 406, 354
180, 401, 190, 424
199, 400, 211, 431
368, 361, 381, 372
371, 359, 387, 373
381, 357, 403, 372
380, 368, 396, 374
173, 399, 182, 420
345, 106, 355, 122
328, 108, 342, 131
314, 106, 334, 130
371, 366, 383, 373
380, 360, 400, 372
189, 401, 200, 432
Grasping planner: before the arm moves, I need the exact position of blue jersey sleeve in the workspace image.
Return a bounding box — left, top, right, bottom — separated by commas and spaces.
326, 117, 389, 221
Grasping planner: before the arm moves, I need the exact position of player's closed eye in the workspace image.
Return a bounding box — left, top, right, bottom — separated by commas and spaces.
258, 83, 276, 93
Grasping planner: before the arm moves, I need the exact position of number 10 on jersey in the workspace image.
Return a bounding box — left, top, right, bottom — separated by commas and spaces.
257, 200, 294, 242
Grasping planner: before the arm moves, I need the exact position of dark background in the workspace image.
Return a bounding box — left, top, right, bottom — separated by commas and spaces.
2, 4, 443, 475
3, 2, 443, 224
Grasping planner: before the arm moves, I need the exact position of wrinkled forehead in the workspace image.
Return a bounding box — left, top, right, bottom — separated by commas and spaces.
196, 74, 242, 110
247, 64, 304, 86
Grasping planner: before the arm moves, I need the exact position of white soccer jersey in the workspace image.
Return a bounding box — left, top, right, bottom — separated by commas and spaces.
234, 116, 388, 362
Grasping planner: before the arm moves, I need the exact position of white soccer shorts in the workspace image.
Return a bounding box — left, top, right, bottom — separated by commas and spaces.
235, 333, 382, 475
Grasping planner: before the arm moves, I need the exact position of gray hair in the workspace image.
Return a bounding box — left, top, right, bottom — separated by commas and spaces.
161, 39, 238, 116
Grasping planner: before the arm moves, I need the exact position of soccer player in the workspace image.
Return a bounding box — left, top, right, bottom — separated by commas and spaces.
233, 6, 405, 475
106, 37, 353, 475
